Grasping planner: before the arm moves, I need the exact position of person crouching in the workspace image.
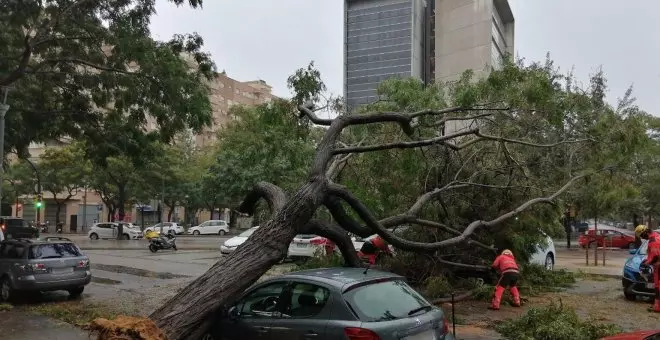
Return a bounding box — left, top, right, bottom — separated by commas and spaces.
489, 249, 521, 310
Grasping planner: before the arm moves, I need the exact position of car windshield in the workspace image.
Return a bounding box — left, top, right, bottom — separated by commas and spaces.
239, 227, 258, 238
343, 279, 431, 322
29, 243, 82, 259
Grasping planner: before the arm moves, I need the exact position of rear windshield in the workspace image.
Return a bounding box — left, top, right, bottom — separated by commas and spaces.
343, 279, 431, 322
29, 243, 82, 259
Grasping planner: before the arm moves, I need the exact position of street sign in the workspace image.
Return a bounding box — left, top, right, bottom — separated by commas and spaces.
97, 203, 103, 211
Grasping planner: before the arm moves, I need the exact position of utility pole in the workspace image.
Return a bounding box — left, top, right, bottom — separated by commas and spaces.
0, 87, 10, 214
82, 185, 87, 232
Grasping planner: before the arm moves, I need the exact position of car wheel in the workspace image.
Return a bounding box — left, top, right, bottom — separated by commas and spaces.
218, 230, 226, 236
624, 290, 636, 301
544, 253, 554, 271
89, 233, 99, 240
123, 234, 130, 240
149, 244, 158, 253
68, 287, 85, 299
193, 230, 200, 236
0, 276, 14, 302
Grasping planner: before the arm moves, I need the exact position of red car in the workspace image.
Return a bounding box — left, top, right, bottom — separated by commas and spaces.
601, 330, 660, 340
578, 228, 637, 249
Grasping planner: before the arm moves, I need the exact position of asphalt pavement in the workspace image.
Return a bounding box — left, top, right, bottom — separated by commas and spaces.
0, 310, 88, 340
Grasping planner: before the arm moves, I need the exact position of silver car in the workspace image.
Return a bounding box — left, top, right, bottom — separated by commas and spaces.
206, 267, 453, 340
0, 237, 92, 302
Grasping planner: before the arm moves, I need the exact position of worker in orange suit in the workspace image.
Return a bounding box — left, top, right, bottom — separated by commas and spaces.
489, 249, 521, 310
357, 235, 391, 265
636, 224, 660, 313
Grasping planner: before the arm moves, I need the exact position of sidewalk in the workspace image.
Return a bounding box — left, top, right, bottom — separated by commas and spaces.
0, 310, 87, 340
555, 247, 627, 277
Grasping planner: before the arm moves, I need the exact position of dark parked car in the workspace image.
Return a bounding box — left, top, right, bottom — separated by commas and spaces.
622, 240, 655, 301
0, 217, 39, 239
0, 237, 91, 302
205, 267, 453, 340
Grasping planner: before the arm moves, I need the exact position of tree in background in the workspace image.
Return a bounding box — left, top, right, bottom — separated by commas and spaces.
36, 143, 90, 225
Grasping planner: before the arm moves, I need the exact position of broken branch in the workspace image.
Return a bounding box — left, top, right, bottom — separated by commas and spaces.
332, 128, 479, 155
236, 182, 287, 216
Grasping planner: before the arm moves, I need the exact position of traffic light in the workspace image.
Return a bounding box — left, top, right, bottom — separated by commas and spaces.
35, 193, 43, 208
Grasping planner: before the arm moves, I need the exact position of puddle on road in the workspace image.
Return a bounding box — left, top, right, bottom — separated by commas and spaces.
92, 277, 121, 285
91, 264, 190, 279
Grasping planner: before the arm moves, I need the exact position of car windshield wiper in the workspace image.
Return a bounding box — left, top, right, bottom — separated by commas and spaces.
375, 310, 398, 321
407, 305, 433, 316
39, 255, 63, 259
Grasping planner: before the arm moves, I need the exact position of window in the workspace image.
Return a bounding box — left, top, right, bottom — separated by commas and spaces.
97, 224, 112, 229
0, 243, 25, 259
343, 279, 431, 322
238, 228, 258, 238
238, 281, 288, 317
639, 241, 648, 255
30, 243, 81, 259
283, 282, 331, 318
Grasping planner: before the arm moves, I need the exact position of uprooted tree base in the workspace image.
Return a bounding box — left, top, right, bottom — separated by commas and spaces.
88, 316, 166, 340
97, 102, 593, 340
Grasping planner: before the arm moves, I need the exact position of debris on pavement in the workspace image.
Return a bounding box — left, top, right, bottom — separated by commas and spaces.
89, 315, 166, 340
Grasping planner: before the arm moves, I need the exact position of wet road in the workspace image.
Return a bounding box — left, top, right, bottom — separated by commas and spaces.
43, 233, 230, 250
0, 311, 88, 340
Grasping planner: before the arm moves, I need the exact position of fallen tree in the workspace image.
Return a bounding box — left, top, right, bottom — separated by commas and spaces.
144, 100, 591, 339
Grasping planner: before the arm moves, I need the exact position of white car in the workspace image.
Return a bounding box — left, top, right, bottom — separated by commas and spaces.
287, 234, 338, 259
220, 226, 258, 254
188, 220, 230, 236
529, 233, 556, 270
144, 222, 184, 235
88, 222, 143, 240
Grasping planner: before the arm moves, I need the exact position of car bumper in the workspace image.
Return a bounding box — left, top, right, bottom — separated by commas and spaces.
220, 245, 236, 254
13, 271, 92, 291
287, 245, 321, 258
622, 276, 655, 297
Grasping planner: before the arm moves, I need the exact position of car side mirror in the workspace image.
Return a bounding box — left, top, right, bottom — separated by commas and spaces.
227, 306, 239, 320
629, 248, 638, 255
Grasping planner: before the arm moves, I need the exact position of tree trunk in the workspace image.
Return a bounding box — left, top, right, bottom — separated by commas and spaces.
116, 187, 126, 240
150, 180, 327, 340
167, 206, 174, 222
55, 203, 62, 225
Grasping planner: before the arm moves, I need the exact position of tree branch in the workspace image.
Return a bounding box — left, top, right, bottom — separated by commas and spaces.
0, 35, 32, 87
300, 219, 362, 267
332, 128, 480, 155
236, 182, 287, 216
327, 172, 588, 251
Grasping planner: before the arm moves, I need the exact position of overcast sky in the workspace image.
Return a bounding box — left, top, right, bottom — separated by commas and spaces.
150, 0, 659, 115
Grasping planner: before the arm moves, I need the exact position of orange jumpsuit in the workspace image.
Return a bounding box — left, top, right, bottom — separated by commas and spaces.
490, 253, 521, 310
642, 231, 660, 312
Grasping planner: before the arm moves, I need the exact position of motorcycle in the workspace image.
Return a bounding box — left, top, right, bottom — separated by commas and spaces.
148, 233, 178, 252
55, 222, 63, 234
37, 221, 50, 233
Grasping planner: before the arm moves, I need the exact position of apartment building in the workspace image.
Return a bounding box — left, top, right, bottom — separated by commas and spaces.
343, 0, 514, 109
15, 72, 274, 231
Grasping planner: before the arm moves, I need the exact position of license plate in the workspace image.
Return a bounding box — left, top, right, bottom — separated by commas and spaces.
296, 243, 308, 248
51, 267, 73, 274
647, 283, 655, 289
403, 329, 436, 340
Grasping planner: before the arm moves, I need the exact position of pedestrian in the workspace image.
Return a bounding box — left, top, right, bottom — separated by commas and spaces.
635, 224, 660, 313
489, 249, 521, 310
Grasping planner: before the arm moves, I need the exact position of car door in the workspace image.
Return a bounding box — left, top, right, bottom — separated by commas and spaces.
197, 221, 210, 234
218, 281, 289, 340
269, 280, 332, 340
207, 221, 220, 234
97, 224, 112, 239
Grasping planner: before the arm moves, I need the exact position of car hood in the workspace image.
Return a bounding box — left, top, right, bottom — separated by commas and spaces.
224, 236, 247, 247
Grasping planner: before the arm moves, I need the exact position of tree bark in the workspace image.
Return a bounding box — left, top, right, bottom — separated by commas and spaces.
167, 206, 174, 222
150, 180, 327, 340
116, 186, 126, 240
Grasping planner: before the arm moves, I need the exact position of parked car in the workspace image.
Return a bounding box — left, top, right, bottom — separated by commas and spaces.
287, 234, 339, 260
622, 240, 655, 301
572, 221, 590, 233
144, 222, 185, 235
220, 227, 259, 254
204, 267, 453, 340
0, 217, 39, 239
188, 220, 230, 236
601, 329, 660, 339
0, 237, 91, 301
578, 227, 636, 249
88, 222, 143, 240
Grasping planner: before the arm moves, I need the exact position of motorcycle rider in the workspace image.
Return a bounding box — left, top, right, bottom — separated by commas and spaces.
489, 249, 521, 310
635, 224, 660, 313
357, 234, 391, 265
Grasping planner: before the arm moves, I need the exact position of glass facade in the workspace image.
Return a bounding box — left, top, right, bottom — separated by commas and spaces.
345, 0, 415, 109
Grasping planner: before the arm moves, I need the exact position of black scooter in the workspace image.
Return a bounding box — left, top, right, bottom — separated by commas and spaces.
149, 233, 177, 252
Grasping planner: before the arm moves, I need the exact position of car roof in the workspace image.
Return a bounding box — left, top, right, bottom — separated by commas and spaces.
275, 267, 403, 289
